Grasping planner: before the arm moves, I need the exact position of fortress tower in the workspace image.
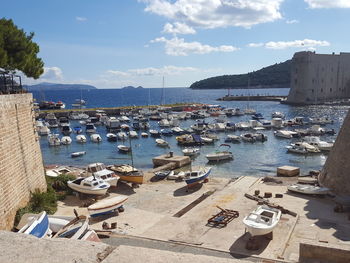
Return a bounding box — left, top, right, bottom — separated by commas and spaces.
287, 51, 350, 104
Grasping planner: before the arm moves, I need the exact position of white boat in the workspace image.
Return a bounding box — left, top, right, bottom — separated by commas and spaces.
117, 131, 128, 140
309, 117, 333, 125
129, 130, 138, 138
274, 130, 296, 139
90, 133, 102, 143
76, 134, 87, 143
141, 132, 148, 137
184, 167, 212, 187
18, 211, 50, 238
71, 151, 86, 158
158, 119, 170, 127
308, 125, 325, 135
200, 136, 214, 144
119, 116, 130, 122
106, 133, 117, 142
244, 108, 256, 115
118, 144, 131, 153
38, 125, 50, 136
287, 183, 329, 195
272, 118, 284, 129
303, 136, 333, 151
206, 144, 233, 162
240, 133, 256, 143
271, 112, 285, 119
121, 124, 130, 131
68, 176, 110, 195
149, 129, 160, 137
291, 142, 321, 153
182, 147, 200, 156
85, 124, 97, 133
53, 215, 89, 240
236, 121, 250, 130
286, 145, 308, 154
86, 163, 120, 186
155, 138, 169, 147
61, 136, 72, 145
88, 195, 128, 217
45, 166, 73, 177
48, 134, 61, 146
243, 205, 281, 237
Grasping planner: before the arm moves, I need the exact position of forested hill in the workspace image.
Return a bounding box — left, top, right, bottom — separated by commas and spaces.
190, 60, 291, 89
24, 82, 97, 91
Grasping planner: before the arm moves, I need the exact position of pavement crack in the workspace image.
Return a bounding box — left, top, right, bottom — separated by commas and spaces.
97, 246, 117, 262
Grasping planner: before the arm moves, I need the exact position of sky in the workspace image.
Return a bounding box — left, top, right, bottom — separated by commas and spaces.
2, 0, 350, 88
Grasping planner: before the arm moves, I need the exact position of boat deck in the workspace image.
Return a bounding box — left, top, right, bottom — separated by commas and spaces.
55, 175, 350, 262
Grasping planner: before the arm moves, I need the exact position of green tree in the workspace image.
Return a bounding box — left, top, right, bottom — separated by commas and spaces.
0, 18, 44, 79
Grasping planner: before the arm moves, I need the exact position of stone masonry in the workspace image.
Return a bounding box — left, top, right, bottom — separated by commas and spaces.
0, 94, 46, 230
287, 51, 350, 104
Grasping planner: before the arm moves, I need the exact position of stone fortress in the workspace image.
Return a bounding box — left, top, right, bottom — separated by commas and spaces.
286, 51, 350, 104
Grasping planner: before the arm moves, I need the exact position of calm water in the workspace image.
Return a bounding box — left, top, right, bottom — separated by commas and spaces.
33, 88, 349, 178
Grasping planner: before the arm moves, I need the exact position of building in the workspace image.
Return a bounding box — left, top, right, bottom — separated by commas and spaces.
286, 51, 350, 104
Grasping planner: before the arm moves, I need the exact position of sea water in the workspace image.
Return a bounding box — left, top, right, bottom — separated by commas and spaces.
33, 88, 349, 178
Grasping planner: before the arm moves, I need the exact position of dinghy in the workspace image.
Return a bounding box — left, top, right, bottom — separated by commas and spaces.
118, 144, 131, 153
243, 205, 281, 236
76, 134, 87, 143
90, 133, 102, 143
155, 138, 169, 147
206, 144, 233, 162
71, 151, 86, 158
61, 136, 72, 145
53, 215, 89, 240
154, 170, 173, 180
287, 183, 329, 195
109, 164, 144, 184
18, 211, 50, 238
182, 147, 200, 156
88, 195, 128, 217
106, 133, 117, 142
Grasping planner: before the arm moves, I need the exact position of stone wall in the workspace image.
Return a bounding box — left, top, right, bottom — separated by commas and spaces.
287, 51, 350, 104
0, 94, 46, 230
319, 109, 350, 194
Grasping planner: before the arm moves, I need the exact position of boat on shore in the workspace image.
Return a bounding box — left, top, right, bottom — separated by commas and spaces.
88, 195, 128, 217
18, 211, 50, 238
67, 176, 110, 195
86, 163, 120, 187
243, 205, 281, 236
184, 167, 211, 187
154, 170, 173, 180
108, 164, 144, 184
287, 183, 329, 195
53, 215, 89, 239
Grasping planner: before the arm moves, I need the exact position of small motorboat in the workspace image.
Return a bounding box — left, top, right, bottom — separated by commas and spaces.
73, 126, 83, 134
61, 125, 72, 136
252, 113, 264, 120
53, 215, 89, 239
141, 132, 148, 137
76, 134, 87, 143
121, 124, 130, 131
61, 136, 72, 145
184, 167, 212, 187
86, 163, 120, 187
150, 129, 161, 137
90, 133, 102, 143
155, 138, 169, 147
71, 151, 86, 158
243, 205, 281, 237
117, 131, 128, 140
87, 195, 128, 217
118, 144, 131, 153
67, 176, 110, 195
206, 144, 233, 162
129, 130, 138, 138
106, 133, 117, 142
182, 147, 200, 156
154, 170, 173, 180
225, 135, 241, 143
85, 124, 97, 133
160, 129, 173, 136
48, 134, 61, 146
303, 136, 333, 151
287, 183, 329, 195
18, 211, 50, 238
271, 112, 285, 119
240, 133, 256, 143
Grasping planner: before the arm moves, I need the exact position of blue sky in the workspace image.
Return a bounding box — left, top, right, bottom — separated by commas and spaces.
3, 0, 350, 88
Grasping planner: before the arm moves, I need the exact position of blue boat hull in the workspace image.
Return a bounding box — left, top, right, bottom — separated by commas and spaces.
185, 168, 211, 187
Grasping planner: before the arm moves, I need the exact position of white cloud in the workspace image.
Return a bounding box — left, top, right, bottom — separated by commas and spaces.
163, 22, 196, 35
305, 0, 350, 8
106, 65, 198, 77
150, 37, 238, 56
141, 0, 284, 29
248, 39, 330, 49
247, 43, 264, 47
76, 16, 87, 22
42, 67, 63, 80
286, 19, 299, 24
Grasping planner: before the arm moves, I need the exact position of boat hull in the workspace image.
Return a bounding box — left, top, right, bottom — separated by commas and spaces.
88, 196, 128, 217
118, 174, 144, 184
18, 211, 50, 238
68, 182, 109, 195
185, 168, 211, 187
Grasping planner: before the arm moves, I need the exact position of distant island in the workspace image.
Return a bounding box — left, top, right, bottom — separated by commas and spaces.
190, 60, 291, 89
121, 86, 144, 90
24, 82, 97, 91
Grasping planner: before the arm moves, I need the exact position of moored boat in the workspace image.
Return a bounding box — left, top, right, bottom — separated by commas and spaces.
155, 138, 169, 147
182, 147, 200, 156
90, 133, 102, 143
118, 144, 131, 153
76, 134, 87, 143
206, 144, 233, 162
71, 151, 86, 158
106, 133, 117, 142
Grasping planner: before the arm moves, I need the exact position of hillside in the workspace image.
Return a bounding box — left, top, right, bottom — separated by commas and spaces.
190, 60, 291, 89
24, 82, 97, 91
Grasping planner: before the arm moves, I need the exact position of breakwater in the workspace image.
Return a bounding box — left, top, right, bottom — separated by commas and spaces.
218, 95, 287, 101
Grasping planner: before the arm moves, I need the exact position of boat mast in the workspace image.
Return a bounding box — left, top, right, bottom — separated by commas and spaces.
160, 76, 165, 105
128, 136, 134, 168
247, 73, 250, 110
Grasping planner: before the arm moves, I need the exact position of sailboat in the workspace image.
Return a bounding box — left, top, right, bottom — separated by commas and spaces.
72, 89, 86, 108
244, 73, 256, 115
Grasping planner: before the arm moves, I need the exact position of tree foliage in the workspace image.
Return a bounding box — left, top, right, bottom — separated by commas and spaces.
190, 60, 291, 89
0, 18, 44, 79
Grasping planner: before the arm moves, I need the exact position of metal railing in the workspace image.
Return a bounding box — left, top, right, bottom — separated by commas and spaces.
0, 69, 25, 95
